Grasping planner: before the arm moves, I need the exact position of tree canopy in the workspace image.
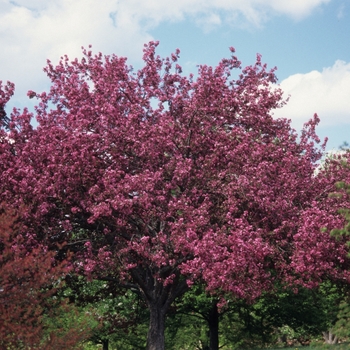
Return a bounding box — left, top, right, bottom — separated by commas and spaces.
1, 42, 350, 350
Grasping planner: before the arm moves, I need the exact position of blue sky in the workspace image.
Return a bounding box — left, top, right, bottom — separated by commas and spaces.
1, 0, 349, 150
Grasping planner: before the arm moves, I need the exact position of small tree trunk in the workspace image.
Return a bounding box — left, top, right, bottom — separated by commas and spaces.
208, 301, 219, 350
322, 330, 338, 344
102, 338, 109, 350
146, 301, 167, 350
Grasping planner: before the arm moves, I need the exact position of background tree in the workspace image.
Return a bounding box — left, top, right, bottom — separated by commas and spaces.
62, 276, 149, 350
1, 42, 350, 350
324, 149, 350, 344
166, 284, 220, 350
40, 300, 98, 350
0, 204, 73, 349
169, 282, 344, 349
0, 80, 13, 130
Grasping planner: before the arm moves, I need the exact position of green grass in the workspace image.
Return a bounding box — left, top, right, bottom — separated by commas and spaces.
260, 344, 350, 350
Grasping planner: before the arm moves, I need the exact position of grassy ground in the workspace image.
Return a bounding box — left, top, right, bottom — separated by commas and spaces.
262, 344, 349, 350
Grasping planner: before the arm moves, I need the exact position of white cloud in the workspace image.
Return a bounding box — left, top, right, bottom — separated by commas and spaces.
0, 0, 152, 107
195, 13, 222, 33
0, 0, 331, 109
265, 0, 330, 18
273, 60, 350, 129
337, 3, 346, 19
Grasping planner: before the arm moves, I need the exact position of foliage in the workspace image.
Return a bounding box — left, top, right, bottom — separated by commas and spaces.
40, 301, 98, 350
333, 299, 350, 340
0, 204, 70, 349
246, 284, 342, 347
328, 160, 350, 343
165, 285, 218, 349
163, 283, 344, 349
62, 277, 148, 349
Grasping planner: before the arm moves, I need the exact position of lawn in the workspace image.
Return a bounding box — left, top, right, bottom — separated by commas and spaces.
261, 344, 349, 350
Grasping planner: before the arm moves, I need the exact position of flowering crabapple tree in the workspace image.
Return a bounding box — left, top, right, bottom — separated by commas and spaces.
1, 42, 350, 350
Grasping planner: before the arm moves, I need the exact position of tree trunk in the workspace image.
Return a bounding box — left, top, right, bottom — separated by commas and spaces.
146, 301, 167, 350
102, 338, 109, 350
130, 267, 188, 350
208, 301, 219, 350
322, 330, 338, 344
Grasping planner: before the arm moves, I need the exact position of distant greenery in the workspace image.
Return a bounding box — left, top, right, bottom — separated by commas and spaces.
37, 278, 350, 350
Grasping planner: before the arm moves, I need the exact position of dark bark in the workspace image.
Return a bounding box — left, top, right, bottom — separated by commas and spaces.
146, 302, 167, 350
102, 338, 109, 350
131, 266, 189, 350
208, 301, 219, 350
